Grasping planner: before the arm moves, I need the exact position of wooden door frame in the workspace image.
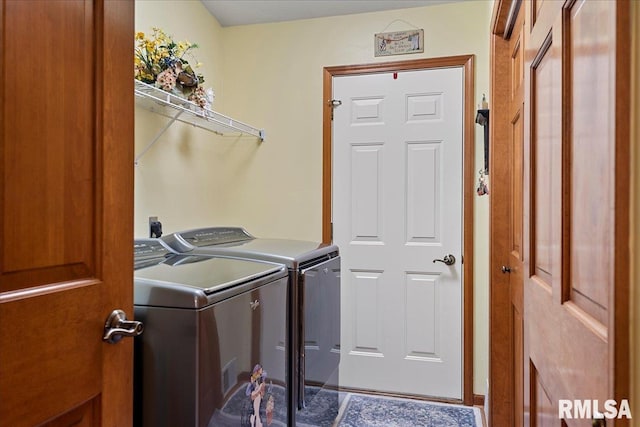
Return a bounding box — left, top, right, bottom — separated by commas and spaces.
322, 55, 475, 406
488, 1, 521, 425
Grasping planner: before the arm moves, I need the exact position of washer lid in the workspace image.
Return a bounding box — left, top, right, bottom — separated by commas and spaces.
134, 255, 286, 308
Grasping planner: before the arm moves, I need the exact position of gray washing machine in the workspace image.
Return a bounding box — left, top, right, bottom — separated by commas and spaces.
133, 238, 289, 427
162, 227, 341, 427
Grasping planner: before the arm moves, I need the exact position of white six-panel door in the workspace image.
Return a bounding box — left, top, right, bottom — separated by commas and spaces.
332, 67, 464, 399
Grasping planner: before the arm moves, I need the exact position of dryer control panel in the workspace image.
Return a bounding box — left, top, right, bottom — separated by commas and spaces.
174, 227, 254, 247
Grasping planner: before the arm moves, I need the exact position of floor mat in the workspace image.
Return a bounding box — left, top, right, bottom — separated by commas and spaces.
335, 393, 482, 427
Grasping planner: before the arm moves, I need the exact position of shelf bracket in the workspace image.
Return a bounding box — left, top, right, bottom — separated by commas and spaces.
135, 109, 184, 165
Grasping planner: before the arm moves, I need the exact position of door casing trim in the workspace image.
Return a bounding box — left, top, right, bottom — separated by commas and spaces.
322, 55, 475, 406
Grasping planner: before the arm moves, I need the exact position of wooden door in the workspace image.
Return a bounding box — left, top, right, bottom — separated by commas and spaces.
333, 67, 464, 399
489, 2, 526, 425
523, 1, 631, 426
0, 1, 134, 426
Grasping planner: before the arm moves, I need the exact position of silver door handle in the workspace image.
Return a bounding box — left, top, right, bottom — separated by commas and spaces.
433, 254, 456, 266
103, 309, 144, 344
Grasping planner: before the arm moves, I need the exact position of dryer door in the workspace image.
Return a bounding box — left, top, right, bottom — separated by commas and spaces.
299, 256, 341, 420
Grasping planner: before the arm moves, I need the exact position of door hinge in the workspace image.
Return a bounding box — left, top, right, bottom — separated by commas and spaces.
329, 99, 342, 120
331, 222, 334, 240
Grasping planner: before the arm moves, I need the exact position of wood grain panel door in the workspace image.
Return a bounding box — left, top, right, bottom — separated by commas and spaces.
489, 2, 525, 424
508, 7, 526, 427
0, 1, 134, 426
523, 0, 631, 425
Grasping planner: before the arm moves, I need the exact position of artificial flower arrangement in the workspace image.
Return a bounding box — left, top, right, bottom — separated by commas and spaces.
134, 27, 212, 108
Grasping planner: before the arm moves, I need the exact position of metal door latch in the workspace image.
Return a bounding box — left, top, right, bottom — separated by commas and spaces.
103, 309, 144, 344
433, 254, 456, 266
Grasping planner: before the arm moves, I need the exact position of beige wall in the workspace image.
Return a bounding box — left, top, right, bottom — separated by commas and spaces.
135, 0, 492, 395
135, 1, 229, 232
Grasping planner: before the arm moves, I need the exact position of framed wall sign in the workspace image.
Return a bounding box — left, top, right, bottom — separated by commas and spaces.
374, 29, 424, 57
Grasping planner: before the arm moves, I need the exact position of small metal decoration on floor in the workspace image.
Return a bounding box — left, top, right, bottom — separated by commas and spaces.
477, 169, 489, 196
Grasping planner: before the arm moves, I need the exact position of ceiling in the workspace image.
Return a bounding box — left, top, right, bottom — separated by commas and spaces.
201, 0, 463, 27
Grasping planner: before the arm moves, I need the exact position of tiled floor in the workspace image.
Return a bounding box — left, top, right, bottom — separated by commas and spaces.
212, 383, 485, 426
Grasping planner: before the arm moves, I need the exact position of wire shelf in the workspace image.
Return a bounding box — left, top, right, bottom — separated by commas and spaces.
134, 79, 265, 142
